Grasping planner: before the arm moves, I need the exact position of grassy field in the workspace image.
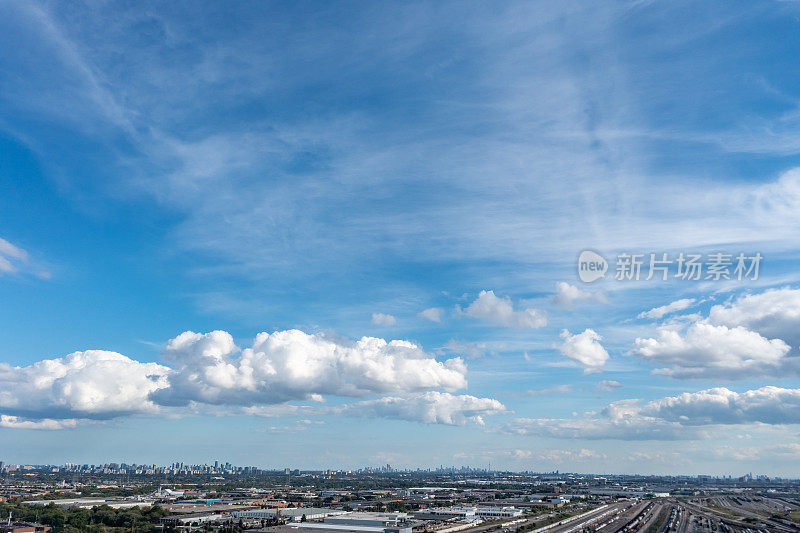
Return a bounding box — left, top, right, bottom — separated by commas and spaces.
705, 503, 743, 521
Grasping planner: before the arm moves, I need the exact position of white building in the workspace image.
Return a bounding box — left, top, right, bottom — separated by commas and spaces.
292, 523, 411, 533
325, 512, 409, 527
232, 508, 347, 521
474, 507, 522, 519
414, 507, 477, 521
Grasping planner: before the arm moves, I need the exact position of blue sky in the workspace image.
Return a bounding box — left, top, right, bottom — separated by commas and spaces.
2, 0, 800, 476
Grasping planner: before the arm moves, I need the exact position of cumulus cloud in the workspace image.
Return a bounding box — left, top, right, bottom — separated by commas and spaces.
558, 329, 609, 370
706, 287, 800, 345
371, 313, 397, 326
596, 380, 622, 392
418, 307, 444, 323
0, 350, 169, 420
0, 329, 479, 429
631, 288, 800, 379
632, 322, 794, 379
552, 282, 606, 308
640, 386, 800, 426
0, 416, 80, 430
336, 391, 505, 426
153, 329, 468, 406
462, 290, 546, 328
638, 298, 696, 320
504, 385, 800, 440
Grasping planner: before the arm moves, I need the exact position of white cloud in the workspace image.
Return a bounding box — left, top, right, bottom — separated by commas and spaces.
444, 339, 491, 359
240, 404, 301, 418
0, 329, 476, 428
509, 449, 532, 459
11, 1, 800, 328
711, 444, 800, 462
525, 385, 572, 396
505, 402, 696, 441
558, 329, 609, 370
0, 350, 169, 420
0, 354, 166, 430
641, 386, 800, 426
632, 322, 794, 379
418, 307, 444, 323
596, 380, 622, 392
505, 385, 800, 441
706, 287, 800, 345
153, 329, 468, 406
462, 290, 546, 329
371, 313, 397, 326
265, 419, 322, 434
536, 448, 607, 462
638, 298, 696, 320
336, 391, 505, 426
0, 416, 80, 430
552, 282, 606, 308
0, 237, 28, 274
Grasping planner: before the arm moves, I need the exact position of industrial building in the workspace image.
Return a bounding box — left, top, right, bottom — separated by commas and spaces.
474, 507, 522, 519
22, 497, 155, 509
272, 512, 413, 533
232, 508, 347, 522
413, 507, 477, 521
325, 512, 409, 527
159, 513, 227, 527
0, 522, 51, 533
414, 506, 521, 521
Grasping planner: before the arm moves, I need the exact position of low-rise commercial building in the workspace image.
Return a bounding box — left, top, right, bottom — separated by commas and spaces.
0, 522, 51, 533
474, 507, 522, 519
232, 508, 347, 522
325, 512, 409, 527
413, 507, 476, 521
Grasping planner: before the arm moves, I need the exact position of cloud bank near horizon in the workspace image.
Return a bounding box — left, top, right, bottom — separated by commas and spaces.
0, 329, 505, 429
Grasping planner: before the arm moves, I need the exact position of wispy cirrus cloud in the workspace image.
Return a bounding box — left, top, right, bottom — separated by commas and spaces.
0, 237, 29, 274
638, 298, 696, 320
524, 384, 572, 397
9, 1, 800, 307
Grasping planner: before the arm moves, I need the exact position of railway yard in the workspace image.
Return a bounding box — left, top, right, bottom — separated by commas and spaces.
524, 494, 800, 533
2, 468, 800, 533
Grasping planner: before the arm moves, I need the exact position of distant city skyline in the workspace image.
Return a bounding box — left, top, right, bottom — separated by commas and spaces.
0, 461, 783, 481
